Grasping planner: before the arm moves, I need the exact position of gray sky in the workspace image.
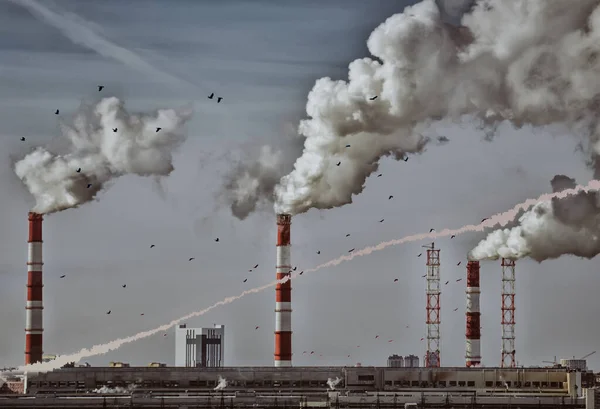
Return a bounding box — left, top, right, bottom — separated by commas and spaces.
0, 0, 599, 370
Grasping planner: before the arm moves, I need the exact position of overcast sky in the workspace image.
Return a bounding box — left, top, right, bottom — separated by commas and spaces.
0, 0, 599, 370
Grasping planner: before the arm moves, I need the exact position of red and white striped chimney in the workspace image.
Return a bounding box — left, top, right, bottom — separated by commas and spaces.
25, 212, 44, 365
275, 213, 292, 367
465, 260, 481, 367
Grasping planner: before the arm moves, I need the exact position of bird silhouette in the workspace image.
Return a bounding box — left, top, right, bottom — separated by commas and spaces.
249, 269, 253, 272
348, 248, 355, 253
122, 284, 126, 288
417, 253, 422, 257
87, 184, 92, 188
379, 219, 384, 223
375, 335, 379, 339
106, 310, 111, 315
403, 157, 409, 162
20, 137, 25, 141
345, 234, 350, 237
208, 93, 214, 99
150, 244, 155, 248
377, 174, 382, 177
254, 264, 259, 269
457, 261, 461, 266
481, 218, 489, 222
388, 340, 393, 343
445, 281, 449, 285
345, 144, 351, 148
451, 235, 456, 239
422, 274, 426, 278
76, 168, 81, 173
389, 195, 393, 200
112, 128, 117, 132
156, 127, 161, 132
456, 278, 462, 282
429, 228, 435, 232
215, 238, 219, 242
299, 271, 304, 275
453, 308, 459, 312
317, 250, 321, 254
140, 313, 144, 316
55, 109, 59, 115
217, 97, 223, 103
255, 326, 259, 330
97, 85, 104, 92
243, 279, 247, 283
393, 278, 398, 282
336, 161, 341, 166
60, 275, 66, 278
369, 96, 378, 100
189, 258, 195, 261
310, 351, 314, 355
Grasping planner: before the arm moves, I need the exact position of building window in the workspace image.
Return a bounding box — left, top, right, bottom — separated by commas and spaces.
357, 375, 375, 381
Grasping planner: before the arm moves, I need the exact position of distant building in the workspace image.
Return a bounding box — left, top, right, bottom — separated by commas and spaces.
560, 359, 587, 371
109, 362, 130, 368
405, 354, 420, 368
175, 324, 224, 367
387, 354, 404, 368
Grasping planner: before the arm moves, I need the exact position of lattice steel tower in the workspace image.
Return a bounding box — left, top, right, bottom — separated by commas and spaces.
501, 258, 516, 368
424, 242, 441, 367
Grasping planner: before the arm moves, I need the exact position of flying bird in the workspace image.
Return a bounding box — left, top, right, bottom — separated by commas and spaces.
76, 168, 81, 173
122, 284, 126, 288
453, 308, 459, 311
254, 264, 258, 269
456, 278, 462, 282
293, 267, 297, 271
255, 326, 259, 330
388, 340, 393, 343
379, 219, 384, 223
20, 137, 25, 141
112, 128, 118, 133
348, 248, 355, 253
310, 351, 314, 355
389, 195, 393, 200
393, 278, 398, 282
249, 269, 253, 272
316, 250, 320, 254
481, 218, 489, 222
345, 144, 351, 148
217, 97, 223, 103
445, 281, 449, 285
150, 244, 155, 248
106, 310, 111, 315
429, 228, 435, 232
422, 274, 426, 278
156, 127, 161, 132
189, 258, 195, 261
60, 275, 66, 278
345, 234, 350, 237
336, 161, 341, 166
299, 271, 304, 275
417, 253, 422, 257
375, 335, 379, 339
243, 279, 247, 283
55, 109, 59, 115
215, 238, 219, 242
140, 313, 144, 316
163, 334, 167, 337
369, 96, 378, 100
403, 157, 409, 162
457, 261, 461, 266
87, 184, 92, 188
208, 93, 214, 99
451, 235, 455, 239
98, 85, 104, 92
420, 338, 424, 341
303, 351, 307, 354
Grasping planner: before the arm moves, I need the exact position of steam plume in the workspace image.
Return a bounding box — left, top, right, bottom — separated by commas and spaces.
15, 97, 192, 214
327, 377, 342, 390
469, 175, 600, 261
4, 179, 596, 376
214, 376, 228, 391
274, 0, 600, 215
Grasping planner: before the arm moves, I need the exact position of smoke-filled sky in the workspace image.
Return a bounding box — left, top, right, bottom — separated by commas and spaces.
1, 0, 600, 372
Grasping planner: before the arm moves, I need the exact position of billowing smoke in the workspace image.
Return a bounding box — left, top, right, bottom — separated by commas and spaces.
469, 175, 600, 262
214, 376, 228, 391
327, 377, 342, 390
273, 0, 600, 215
93, 385, 137, 394
15, 97, 193, 214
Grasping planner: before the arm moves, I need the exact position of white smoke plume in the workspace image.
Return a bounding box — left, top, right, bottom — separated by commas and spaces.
469, 175, 600, 262
214, 376, 228, 391
93, 385, 137, 394
274, 0, 600, 215
327, 377, 342, 390
15, 97, 192, 214
3, 180, 596, 377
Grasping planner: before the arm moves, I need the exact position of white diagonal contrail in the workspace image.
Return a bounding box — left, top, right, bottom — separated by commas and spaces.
6, 179, 600, 375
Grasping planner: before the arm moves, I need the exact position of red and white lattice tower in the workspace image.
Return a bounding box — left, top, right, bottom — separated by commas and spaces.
275, 213, 292, 367
26, 212, 44, 365
501, 258, 516, 368
465, 260, 481, 367
424, 242, 441, 368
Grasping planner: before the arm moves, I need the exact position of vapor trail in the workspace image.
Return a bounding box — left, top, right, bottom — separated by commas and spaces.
8, 0, 191, 88
8, 180, 600, 375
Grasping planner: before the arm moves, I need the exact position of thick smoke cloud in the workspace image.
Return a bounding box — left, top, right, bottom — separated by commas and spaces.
469, 175, 600, 262
272, 0, 600, 215
15, 97, 192, 214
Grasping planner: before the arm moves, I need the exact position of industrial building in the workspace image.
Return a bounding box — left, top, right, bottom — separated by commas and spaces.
175, 324, 225, 367
387, 355, 420, 368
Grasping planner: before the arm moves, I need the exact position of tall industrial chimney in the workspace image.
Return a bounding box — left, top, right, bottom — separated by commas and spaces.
274, 214, 292, 367
465, 260, 481, 367
25, 212, 44, 365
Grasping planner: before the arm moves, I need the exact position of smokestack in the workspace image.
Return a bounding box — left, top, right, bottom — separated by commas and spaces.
274, 213, 292, 367
465, 261, 481, 367
25, 212, 44, 365
501, 258, 516, 368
